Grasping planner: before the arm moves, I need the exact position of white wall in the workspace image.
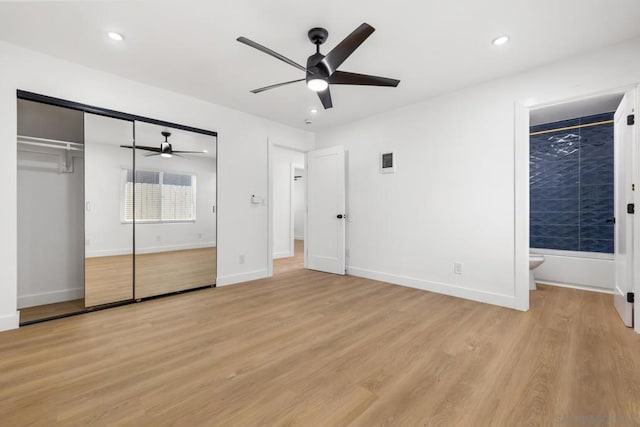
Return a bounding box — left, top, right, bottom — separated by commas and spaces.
293, 168, 305, 240
0, 41, 314, 331
272, 146, 304, 258
17, 152, 84, 308
315, 37, 640, 310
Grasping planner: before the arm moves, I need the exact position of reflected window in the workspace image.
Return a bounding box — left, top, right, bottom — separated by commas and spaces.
121, 169, 196, 223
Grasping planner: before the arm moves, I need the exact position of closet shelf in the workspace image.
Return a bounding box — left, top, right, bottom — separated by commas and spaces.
17, 135, 84, 152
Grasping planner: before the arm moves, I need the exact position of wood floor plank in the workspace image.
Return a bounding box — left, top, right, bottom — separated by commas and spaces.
1, 251, 639, 427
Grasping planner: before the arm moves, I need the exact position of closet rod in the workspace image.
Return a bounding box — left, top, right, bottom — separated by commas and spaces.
17, 135, 84, 151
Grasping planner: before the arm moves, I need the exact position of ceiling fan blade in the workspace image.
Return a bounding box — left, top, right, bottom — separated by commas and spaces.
146, 152, 185, 158
317, 87, 333, 109
121, 145, 162, 153
329, 71, 400, 87
237, 37, 308, 73
172, 150, 207, 154
251, 79, 306, 94
321, 23, 375, 75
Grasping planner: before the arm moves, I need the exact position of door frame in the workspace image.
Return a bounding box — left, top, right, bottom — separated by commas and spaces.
514, 83, 639, 331
267, 141, 309, 277
291, 163, 305, 255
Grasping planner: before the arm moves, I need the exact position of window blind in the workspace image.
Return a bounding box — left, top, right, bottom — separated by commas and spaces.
122, 169, 196, 222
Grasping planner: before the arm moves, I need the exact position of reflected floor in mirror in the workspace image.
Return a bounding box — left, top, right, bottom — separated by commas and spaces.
19, 299, 85, 323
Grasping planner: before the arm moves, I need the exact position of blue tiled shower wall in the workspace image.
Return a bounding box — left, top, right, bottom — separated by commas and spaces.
530, 112, 614, 253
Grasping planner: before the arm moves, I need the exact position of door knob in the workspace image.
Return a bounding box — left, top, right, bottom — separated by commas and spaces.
337, 214, 343, 219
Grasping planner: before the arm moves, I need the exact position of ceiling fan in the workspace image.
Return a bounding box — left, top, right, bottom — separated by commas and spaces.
120, 131, 206, 158
237, 23, 400, 109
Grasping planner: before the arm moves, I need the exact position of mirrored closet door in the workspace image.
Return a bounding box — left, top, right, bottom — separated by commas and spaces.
133, 122, 217, 298
17, 93, 217, 325
84, 113, 135, 307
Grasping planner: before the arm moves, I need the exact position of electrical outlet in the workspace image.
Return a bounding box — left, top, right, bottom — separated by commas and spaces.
239, 254, 245, 264
197, 233, 203, 239
454, 262, 463, 275
156, 235, 161, 242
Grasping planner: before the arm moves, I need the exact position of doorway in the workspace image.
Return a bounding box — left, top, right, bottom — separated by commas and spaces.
270, 144, 306, 276
515, 86, 639, 332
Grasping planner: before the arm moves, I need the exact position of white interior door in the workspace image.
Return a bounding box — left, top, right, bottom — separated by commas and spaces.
613, 92, 635, 327
305, 146, 346, 275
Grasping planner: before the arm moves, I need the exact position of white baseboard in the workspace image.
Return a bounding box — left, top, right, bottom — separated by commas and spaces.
86, 242, 217, 258
0, 312, 20, 332
216, 269, 269, 287
273, 251, 294, 259
18, 287, 84, 309
347, 266, 517, 310
536, 280, 616, 295
613, 285, 634, 328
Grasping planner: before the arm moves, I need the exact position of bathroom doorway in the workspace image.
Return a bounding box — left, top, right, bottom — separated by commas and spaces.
516, 86, 639, 331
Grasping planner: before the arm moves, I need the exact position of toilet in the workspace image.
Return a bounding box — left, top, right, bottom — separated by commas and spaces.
529, 254, 545, 290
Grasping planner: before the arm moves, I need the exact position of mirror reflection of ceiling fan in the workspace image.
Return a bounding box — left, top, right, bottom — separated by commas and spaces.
120, 131, 207, 158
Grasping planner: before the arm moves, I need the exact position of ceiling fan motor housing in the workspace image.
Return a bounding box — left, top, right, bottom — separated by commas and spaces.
306, 52, 329, 86
160, 142, 172, 154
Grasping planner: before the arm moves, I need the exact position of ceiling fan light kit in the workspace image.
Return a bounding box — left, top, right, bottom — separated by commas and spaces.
237, 23, 400, 109
307, 76, 328, 92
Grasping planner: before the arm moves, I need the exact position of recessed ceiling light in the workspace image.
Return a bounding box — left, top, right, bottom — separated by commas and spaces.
309, 108, 318, 114
107, 32, 124, 42
492, 35, 510, 46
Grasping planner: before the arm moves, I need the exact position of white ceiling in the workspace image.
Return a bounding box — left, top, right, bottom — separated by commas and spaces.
1, 0, 640, 131
530, 93, 624, 126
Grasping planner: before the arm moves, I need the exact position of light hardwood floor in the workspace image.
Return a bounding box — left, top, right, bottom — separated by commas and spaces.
1, 263, 639, 425
274, 239, 304, 275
